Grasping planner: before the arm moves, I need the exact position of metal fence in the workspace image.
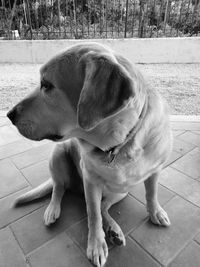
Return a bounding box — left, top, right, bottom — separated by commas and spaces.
0, 0, 200, 40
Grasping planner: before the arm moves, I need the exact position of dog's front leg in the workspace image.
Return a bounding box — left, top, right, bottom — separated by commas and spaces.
145, 172, 171, 226
83, 177, 108, 267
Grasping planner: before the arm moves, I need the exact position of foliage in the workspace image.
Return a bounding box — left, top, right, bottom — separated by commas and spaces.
0, 0, 200, 39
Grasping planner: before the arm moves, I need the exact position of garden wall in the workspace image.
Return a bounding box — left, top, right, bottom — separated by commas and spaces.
0, 37, 200, 64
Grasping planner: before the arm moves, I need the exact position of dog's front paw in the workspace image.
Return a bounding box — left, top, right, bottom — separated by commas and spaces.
43, 203, 61, 226
107, 225, 126, 246
147, 204, 171, 227
87, 232, 108, 267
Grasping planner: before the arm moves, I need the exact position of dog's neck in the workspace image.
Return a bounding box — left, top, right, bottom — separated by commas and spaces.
69, 90, 147, 157
105, 94, 148, 163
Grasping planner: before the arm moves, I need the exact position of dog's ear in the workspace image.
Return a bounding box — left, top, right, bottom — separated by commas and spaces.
77, 52, 135, 130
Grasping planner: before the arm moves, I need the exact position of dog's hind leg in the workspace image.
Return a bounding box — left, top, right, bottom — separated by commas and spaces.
44, 141, 82, 226
144, 172, 171, 227
101, 192, 127, 246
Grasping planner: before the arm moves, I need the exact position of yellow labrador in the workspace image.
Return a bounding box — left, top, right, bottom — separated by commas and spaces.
7, 43, 172, 267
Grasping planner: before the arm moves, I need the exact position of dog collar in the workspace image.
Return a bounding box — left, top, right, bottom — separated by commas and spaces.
105, 95, 148, 165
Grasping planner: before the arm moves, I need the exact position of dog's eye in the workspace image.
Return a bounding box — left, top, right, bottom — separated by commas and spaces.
41, 80, 53, 92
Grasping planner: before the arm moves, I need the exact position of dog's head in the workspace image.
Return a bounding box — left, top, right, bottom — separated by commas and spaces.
7, 43, 136, 142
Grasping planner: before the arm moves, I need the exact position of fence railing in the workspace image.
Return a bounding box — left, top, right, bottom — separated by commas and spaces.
0, 0, 200, 40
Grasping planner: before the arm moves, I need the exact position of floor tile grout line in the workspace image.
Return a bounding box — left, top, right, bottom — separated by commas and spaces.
18, 169, 33, 188
9, 142, 53, 165
0, 145, 34, 161
0, 136, 26, 149
10, 156, 50, 172
176, 134, 200, 147
0, 184, 30, 201
194, 238, 200, 246
9, 142, 54, 169
158, 182, 200, 209
25, 215, 87, 258
125, 194, 177, 238
65, 216, 87, 233
173, 143, 197, 157
129, 183, 176, 208
128, 192, 146, 206
20, 158, 49, 171
164, 154, 183, 169
170, 164, 200, 182
165, 230, 200, 266
128, 235, 164, 267
64, 231, 93, 264
173, 130, 187, 137
166, 143, 199, 169
9, 225, 32, 267
64, 227, 92, 260
125, 217, 149, 237
130, 229, 200, 267
0, 201, 48, 230
25, 231, 68, 258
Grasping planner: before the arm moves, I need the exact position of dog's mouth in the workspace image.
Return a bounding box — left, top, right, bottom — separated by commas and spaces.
16, 121, 63, 142
42, 134, 63, 141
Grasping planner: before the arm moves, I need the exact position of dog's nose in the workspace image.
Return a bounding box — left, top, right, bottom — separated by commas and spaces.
7, 108, 17, 124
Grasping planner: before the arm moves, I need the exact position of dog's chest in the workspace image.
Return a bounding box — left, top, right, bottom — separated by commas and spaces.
82, 152, 144, 193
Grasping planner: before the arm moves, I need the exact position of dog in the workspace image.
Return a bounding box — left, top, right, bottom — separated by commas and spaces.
7, 43, 172, 267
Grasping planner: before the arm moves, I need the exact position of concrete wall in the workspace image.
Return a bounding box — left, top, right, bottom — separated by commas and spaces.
0, 37, 200, 63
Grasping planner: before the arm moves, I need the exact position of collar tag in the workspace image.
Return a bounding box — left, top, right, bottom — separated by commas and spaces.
107, 150, 116, 164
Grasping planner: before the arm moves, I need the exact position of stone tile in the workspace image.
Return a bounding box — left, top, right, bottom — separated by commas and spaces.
171, 147, 200, 180
0, 110, 7, 116
109, 195, 147, 235
28, 232, 92, 267
129, 182, 174, 206
171, 122, 200, 131
66, 218, 88, 252
21, 160, 51, 187
0, 116, 10, 126
131, 196, 200, 266
0, 139, 32, 159
194, 232, 200, 245
69, 196, 147, 248
105, 237, 160, 267
11, 192, 86, 254
0, 125, 22, 146
178, 131, 200, 147
172, 130, 185, 137
0, 158, 29, 198
169, 242, 200, 267
164, 150, 182, 167
67, 196, 147, 253
0, 186, 48, 228
0, 227, 27, 267
160, 167, 200, 207
173, 137, 196, 155
194, 131, 200, 135
67, 217, 118, 253
11, 142, 54, 169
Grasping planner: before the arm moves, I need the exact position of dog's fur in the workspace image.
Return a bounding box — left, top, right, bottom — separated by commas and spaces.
7, 43, 172, 267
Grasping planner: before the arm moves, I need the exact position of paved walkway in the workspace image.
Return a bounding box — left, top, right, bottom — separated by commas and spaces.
0, 63, 200, 115
0, 111, 200, 267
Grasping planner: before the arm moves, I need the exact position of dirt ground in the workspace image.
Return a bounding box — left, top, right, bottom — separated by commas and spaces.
0, 63, 200, 115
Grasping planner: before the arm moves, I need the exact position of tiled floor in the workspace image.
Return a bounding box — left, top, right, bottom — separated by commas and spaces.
0, 111, 200, 267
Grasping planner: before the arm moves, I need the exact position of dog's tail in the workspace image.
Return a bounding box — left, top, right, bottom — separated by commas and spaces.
14, 179, 53, 206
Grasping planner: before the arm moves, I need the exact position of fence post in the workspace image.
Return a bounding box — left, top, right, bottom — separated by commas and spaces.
138, 0, 145, 38
57, 0, 61, 37
9, 0, 17, 39
124, 0, 129, 38
73, 0, 77, 38
24, 0, 33, 39
164, 0, 170, 34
